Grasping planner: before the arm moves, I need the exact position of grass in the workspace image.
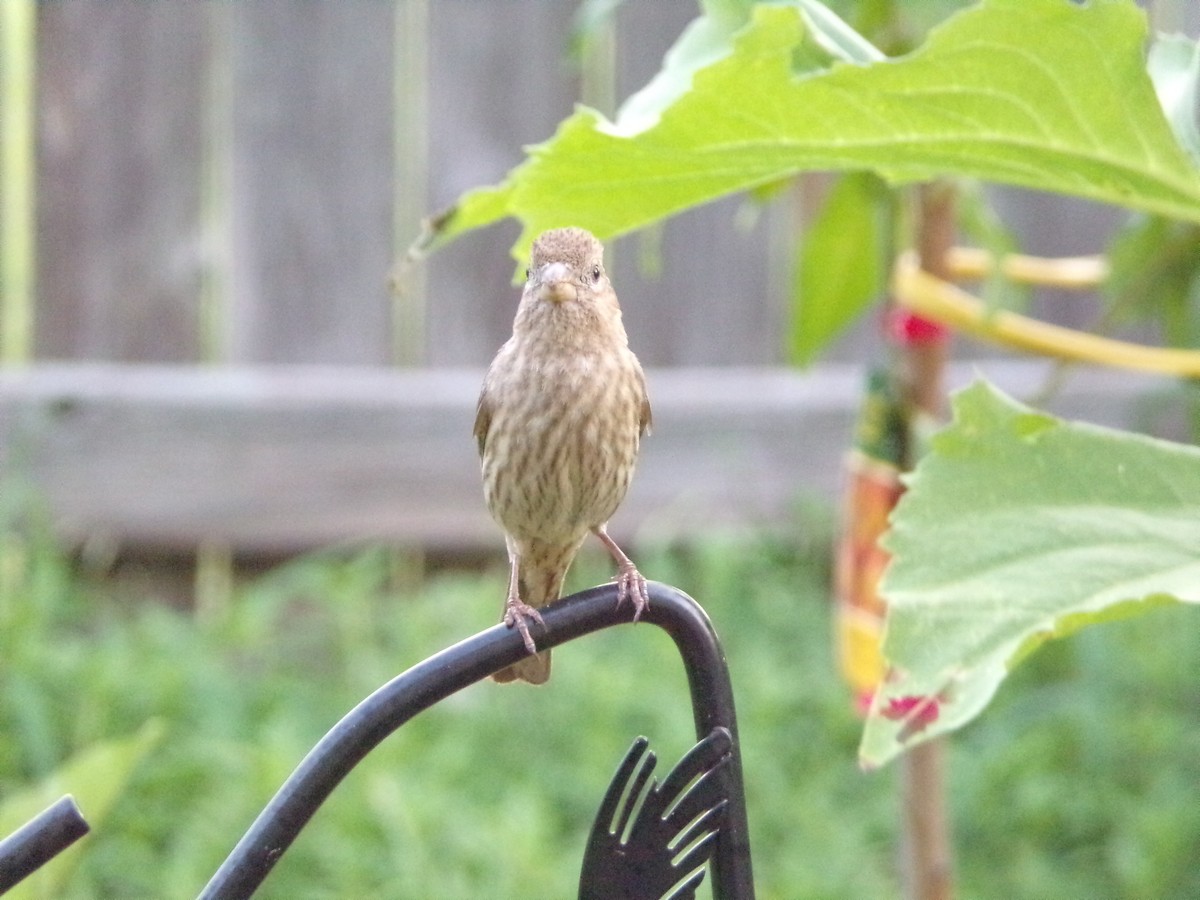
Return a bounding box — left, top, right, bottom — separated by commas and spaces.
1, 510, 1199, 899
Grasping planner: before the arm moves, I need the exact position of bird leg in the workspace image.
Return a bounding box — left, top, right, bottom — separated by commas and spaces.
593, 524, 649, 621
503, 545, 544, 655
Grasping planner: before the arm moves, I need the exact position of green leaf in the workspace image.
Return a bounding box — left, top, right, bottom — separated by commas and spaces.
1103, 213, 1200, 348
1148, 33, 1200, 166
1, 725, 165, 893
790, 172, 888, 364
421, 0, 1200, 260
858, 382, 1200, 768
0, 721, 164, 898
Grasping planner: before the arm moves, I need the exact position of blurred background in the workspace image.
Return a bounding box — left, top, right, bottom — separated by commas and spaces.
2, 1, 1200, 898
4, 0, 1200, 567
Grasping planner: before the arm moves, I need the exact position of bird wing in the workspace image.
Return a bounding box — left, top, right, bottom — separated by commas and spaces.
637, 369, 653, 437
473, 384, 493, 457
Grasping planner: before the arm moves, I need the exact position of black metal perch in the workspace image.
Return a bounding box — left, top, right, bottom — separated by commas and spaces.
198, 581, 754, 899
0, 794, 90, 893
580, 727, 733, 899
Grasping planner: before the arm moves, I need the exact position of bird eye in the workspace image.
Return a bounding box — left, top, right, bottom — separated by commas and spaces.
524, 267, 531, 281
590, 265, 602, 284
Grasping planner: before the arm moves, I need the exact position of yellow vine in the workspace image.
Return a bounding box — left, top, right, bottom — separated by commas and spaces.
944, 247, 1109, 289
893, 250, 1200, 379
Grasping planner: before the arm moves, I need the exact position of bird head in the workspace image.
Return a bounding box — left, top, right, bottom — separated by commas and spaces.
513, 228, 627, 348
525, 228, 609, 307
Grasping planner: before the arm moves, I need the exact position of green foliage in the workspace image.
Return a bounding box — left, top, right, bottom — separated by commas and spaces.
2, 527, 1198, 897
0, 526, 893, 899
791, 172, 890, 364
1105, 214, 1200, 349
859, 381, 1200, 767
420, 0, 1200, 265
952, 604, 1200, 899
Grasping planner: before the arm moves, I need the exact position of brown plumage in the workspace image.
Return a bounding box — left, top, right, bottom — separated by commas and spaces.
474, 227, 652, 684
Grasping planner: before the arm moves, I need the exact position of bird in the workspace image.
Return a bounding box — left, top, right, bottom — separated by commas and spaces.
474, 227, 652, 684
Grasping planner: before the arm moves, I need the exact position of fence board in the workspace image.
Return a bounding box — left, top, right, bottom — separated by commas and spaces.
35, 1, 209, 362
422, 0, 583, 366
224, 1, 396, 364
0, 362, 1175, 555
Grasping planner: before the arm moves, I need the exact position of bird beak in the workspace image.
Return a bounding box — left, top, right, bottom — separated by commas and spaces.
536, 262, 577, 304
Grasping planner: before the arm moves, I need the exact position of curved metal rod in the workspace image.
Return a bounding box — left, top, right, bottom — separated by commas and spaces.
198, 581, 754, 900
0, 795, 90, 893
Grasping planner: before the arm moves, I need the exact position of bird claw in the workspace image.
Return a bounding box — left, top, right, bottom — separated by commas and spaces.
615, 564, 649, 622
503, 598, 545, 655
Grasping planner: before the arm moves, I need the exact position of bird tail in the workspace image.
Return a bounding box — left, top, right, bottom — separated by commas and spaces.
492, 542, 575, 685
492, 649, 551, 684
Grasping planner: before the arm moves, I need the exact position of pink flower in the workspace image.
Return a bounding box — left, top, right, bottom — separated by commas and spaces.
881, 694, 941, 741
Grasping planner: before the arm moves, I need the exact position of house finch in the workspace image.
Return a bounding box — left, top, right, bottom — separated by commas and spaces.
474, 227, 652, 684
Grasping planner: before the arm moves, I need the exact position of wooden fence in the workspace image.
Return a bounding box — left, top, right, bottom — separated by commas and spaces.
0, 1, 1194, 559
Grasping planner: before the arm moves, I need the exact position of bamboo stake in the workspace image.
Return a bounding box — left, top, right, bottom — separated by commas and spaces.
1, 0, 36, 363
392, 0, 429, 367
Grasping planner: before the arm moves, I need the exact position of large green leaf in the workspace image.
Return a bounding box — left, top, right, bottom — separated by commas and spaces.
419, 0, 1200, 261
858, 382, 1200, 768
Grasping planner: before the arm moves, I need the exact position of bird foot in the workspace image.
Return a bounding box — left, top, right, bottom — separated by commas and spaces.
614, 564, 649, 622
503, 597, 545, 655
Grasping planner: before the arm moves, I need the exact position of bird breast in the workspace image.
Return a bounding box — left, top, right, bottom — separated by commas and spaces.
481, 342, 644, 543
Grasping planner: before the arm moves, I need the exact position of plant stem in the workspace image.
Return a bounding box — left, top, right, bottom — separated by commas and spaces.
897, 181, 956, 900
